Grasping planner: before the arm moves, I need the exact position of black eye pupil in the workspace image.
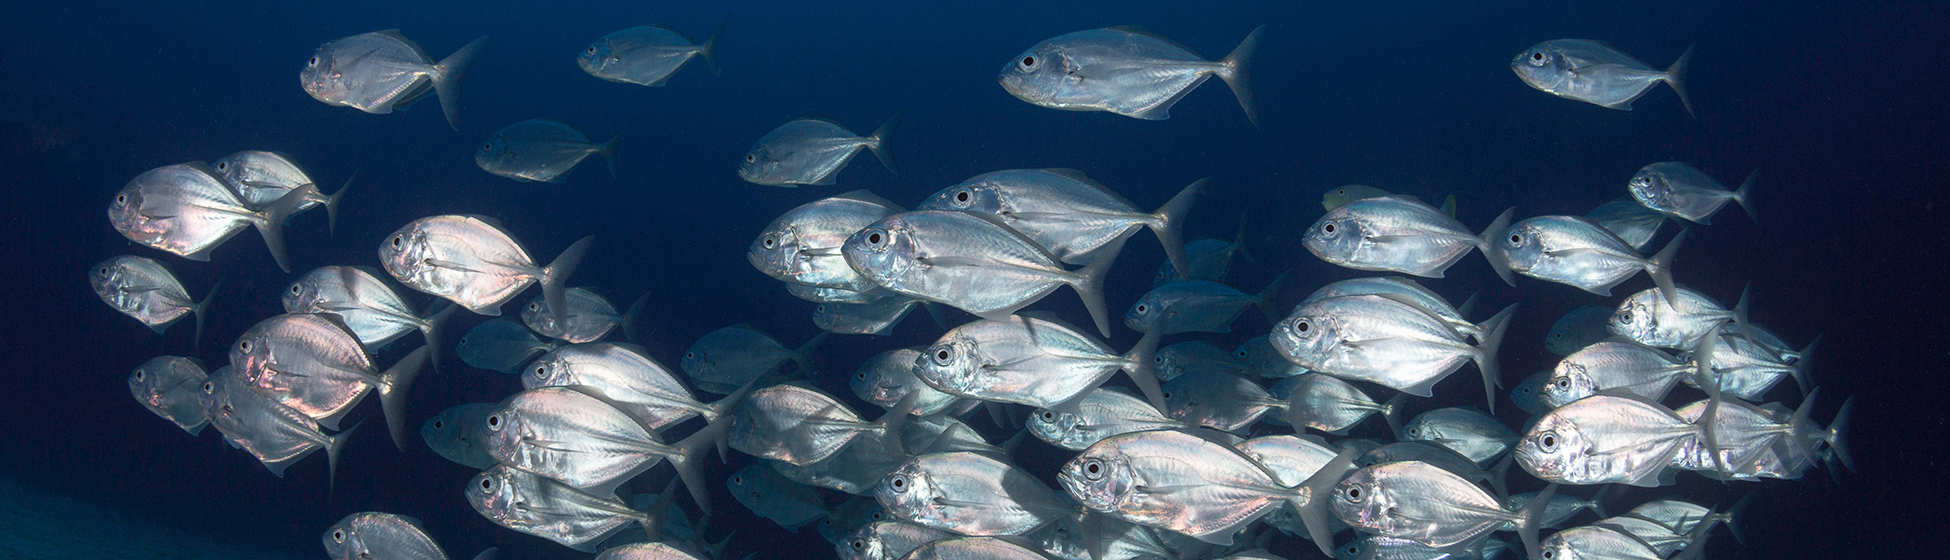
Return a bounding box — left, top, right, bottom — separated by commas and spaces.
1323, 224, 1335, 233
481, 480, 491, 490
956, 191, 969, 203
1533, 52, 1544, 61
588, 47, 596, 54
936, 350, 949, 360
484, 143, 492, 150
488, 416, 499, 427
433, 421, 443, 429
1023, 56, 1035, 66
868, 233, 883, 244
1510, 234, 1522, 244
1349, 488, 1360, 498
1297, 321, 1310, 332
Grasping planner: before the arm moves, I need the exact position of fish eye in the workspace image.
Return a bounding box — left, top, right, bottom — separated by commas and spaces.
486, 414, 502, 430
732, 476, 743, 485
308, 56, 319, 68
390, 235, 403, 249
587, 46, 597, 55
1618, 311, 1634, 324
215, 162, 227, 171
1162, 390, 1173, 400
762, 235, 776, 249
931, 347, 952, 366
1531, 52, 1544, 61
1322, 223, 1336, 234
1135, 304, 1148, 314
202, 381, 215, 394
482, 143, 493, 151
817, 305, 828, 314
133, 370, 145, 382
98, 267, 111, 277
479, 478, 493, 491
745, 154, 756, 164
1039, 410, 1055, 422
851, 540, 864, 550
1543, 551, 1555, 560
115, 194, 126, 205
239, 340, 252, 352
1295, 320, 1311, 333
1539, 432, 1558, 451
871, 512, 884, 520
1520, 386, 1532, 395
432, 420, 444, 430
685, 351, 696, 360
533, 365, 547, 377
1553, 378, 1570, 389
1153, 355, 1165, 364
854, 370, 866, 380
866, 231, 885, 247
1235, 349, 1249, 358
1407, 427, 1419, 437
889, 475, 907, 492
1081, 459, 1104, 480
1508, 233, 1523, 245
953, 190, 972, 204
1020, 55, 1037, 69
1342, 485, 1364, 502
1346, 545, 1360, 555
332, 529, 343, 542
528, 302, 541, 312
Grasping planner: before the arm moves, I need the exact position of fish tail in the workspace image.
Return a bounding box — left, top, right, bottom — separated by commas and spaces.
1068, 231, 1134, 338
1784, 387, 1825, 463
1149, 177, 1207, 281
700, 17, 728, 75
1120, 328, 1168, 413
1486, 453, 1515, 499
1379, 393, 1407, 440
468, 548, 500, 560
1728, 283, 1753, 344
791, 331, 829, 380
418, 302, 459, 373
540, 236, 596, 327
1584, 484, 1612, 520
1518, 483, 1557, 560
1229, 215, 1255, 263
1297, 448, 1360, 557
378, 345, 434, 452
1252, 269, 1289, 325
1647, 227, 1686, 306
865, 112, 900, 175
1720, 494, 1753, 548
705, 377, 762, 463
1477, 207, 1518, 287
1216, 25, 1267, 127
1732, 168, 1759, 225
323, 171, 354, 238
675, 389, 743, 517
324, 420, 361, 495
1790, 333, 1821, 398
1826, 395, 1855, 472
1665, 45, 1696, 119
253, 182, 317, 273
432, 36, 491, 130
621, 291, 652, 344
639, 479, 677, 542
190, 280, 221, 349
597, 132, 622, 178
1694, 330, 1733, 478
1472, 303, 1519, 415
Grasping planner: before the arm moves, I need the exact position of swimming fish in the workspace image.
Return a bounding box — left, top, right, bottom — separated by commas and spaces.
850, 348, 966, 417
322, 512, 483, 560
524, 343, 723, 431
1273, 294, 1515, 411
1511, 39, 1693, 116
1304, 196, 1515, 284
483, 386, 729, 513
1125, 274, 1282, 335
876, 451, 1072, 536
917, 169, 1202, 279
230, 313, 431, 449
1607, 285, 1749, 350
1514, 392, 1716, 487
210, 150, 349, 233
1545, 305, 1615, 355
1541, 341, 1695, 409
1401, 407, 1519, 465
128, 356, 210, 435
377, 214, 593, 325
682, 325, 825, 394
1509, 370, 1553, 414
1629, 162, 1758, 225
108, 162, 313, 272
1154, 220, 1251, 287
597, 542, 710, 560
1586, 198, 1667, 251
420, 402, 498, 470
197, 366, 355, 484
284, 265, 457, 360
916, 314, 1165, 412
739, 114, 899, 186
1027, 387, 1188, 451
730, 462, 831, 531
1154, 340, 1251, 382
999, 25, 1266, 126
1299, 276, 1481, 342
838, 520, 955, 560
1331, 460, 1537, 549
901, 536, 1062, 560
1689, 328, 1817, 400
814, 298, 924, 336
1282, 374, 1401, 435
90, 255, 215, 344
476, 119, 619, 183
457, 318, 557, 374
1487, 215, 1682, 302
466, 464, 663, 552
519, 288, 644, 344
579, 20, 724, 87
751, 190, 906, 293
1164, 370, 1286, 433
1234, 335, 1308, 379
729, 383, 910, 467
301, 30, 489, 129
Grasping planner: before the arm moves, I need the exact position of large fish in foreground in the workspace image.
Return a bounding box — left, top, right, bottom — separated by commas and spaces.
579, 20, 724, 87
1331, 460, 1544, 550
300, 30, 489, 130
917, 169, 1203, 279
378, 215, 593, 326
738, 115, 899, 186
198, 366, 355, 484
108, 163, 313, 273
1514, 392, 1724, 486
90, 255, 215, 343
484, 386, 735, 514
916, 314, 1165, 413
1000, 25, 1267, 126
1511, 39, 1693, 117
875, 452, 1071, 536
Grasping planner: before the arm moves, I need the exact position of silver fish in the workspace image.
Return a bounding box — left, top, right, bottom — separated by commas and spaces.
1234, 434, 1341, 489
1542, 341, 1694, 409
1514, 393, 1712, 486
1304, 196, 1516, 283
377, 215, 593, 323
876, 452, 1071, 536
466, 464, 660, 552
597, 543, 708, 560
301, 30, 489, 129
1164, 370, 1285, 433
485, 386, 727, 513
902, 536, 1061, 560
999, 26, 1265, 125
751, 190, 906, 292
1586, 198, 1667, 251
789, 282, 898, 304
729, 383, 907, 467
1027, 387, 1187, 451
682, 325, 824, 394
322, 512, 454, 560
1536, 525, 1670, 560
730, 462, 830, 531
476, 118, 619, 183
1060, 429, 1352, 549
839, 521, 955, 560
1607, 285, 1748, 350
1155, 340, 1250, 382
1501, 488, 1608, 531
918, 169, 1202, 278
1336, 535, 1512, 560
1282, 374, 1399, 435
851, 348, 965, 416
1511, 40, 1693, 116
1153, 223, 1250, 287
1402, 407, 1519, 465
1629, 162, 1757, 224
1330, 461, 1529, 549
1273, 294, 1515, 410
1354, 443, 1502, 497
457, 318, 557, 373
519, 288, 640, 343
773, 433, 905, 496
90, 255, 213, 343
420, 403, 498, 470
815, 298, 923, 336
128, 356, 210, 435
1299, 276, 1480, 342
1689, 328, 1817, 400
916, 314, 1164, 412
230, 314, 430, 448
1125, 275, 1281, 335
284, 265, 456, 356
1488, 215, 1682, 301
210, 151, 348, 233
1545, 305, 1615, 355
738, 114, 898, 186
1322, 184, 1396, 211
108, 162, 311, 272
1028, 510, 1178, 560
197, 366, 354, 483
579, 21, 724, 87
524, 343, 719, 430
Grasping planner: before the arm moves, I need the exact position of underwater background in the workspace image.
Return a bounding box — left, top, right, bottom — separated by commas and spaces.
1, 0, 1944, 558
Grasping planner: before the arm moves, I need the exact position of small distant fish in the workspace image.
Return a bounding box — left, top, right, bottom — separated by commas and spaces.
301, 30, 490, 129
484, 386, 725, 511
108, 163, 312, 272
1508, 370, 1552, 414
90, 256, 214, 343
1273, 295, 1515, 411
1234, 335, 1307, 379
1000, 26, 1266, 126
1125, 274, 1283, 335
519, 288, 643, 343
579, 20, 724, 87
128, 356, 210, 435
1486, 215, 1683, 301
1690, 328, 1817, 400
875, 452, 1071, 536
457, 318, 557, 373
420, 402, 498, 470
377, 215, 593, 324
838, 520, 955, 560
323, 512, 473, 560
739, 114, 899, 186
682, 325, 825, 394
850, 348, 965, 416
284, 265, 456, 357
1401, 407, 1519, 465
476, 119, 620, 183
1165, 370, 1286, 433
1282, 374, 1400, 435
730, 462, 830, 531
814, 298, 923, 336
1304, 197, 1515, 283
729, 383, 907, 467
1541, 341, 1694, 409
1154, 221, 1251, 287
1629, 162, 1758, 225
751, 190, 906, 292
1502, 487, 1609, 530
230, 313, 431, 449
1512, 39, 1693, 116
1154, 340, 1250, 382
1545, 305, 1615, 355
210, 151, 348, 232
466, 464, 662, 552
1586, 198, 1667, 251
918, 169, 1203, 279
1299, 276, 1480, 342
1027, 387, 1186, 451
1234, 434, 1341, 488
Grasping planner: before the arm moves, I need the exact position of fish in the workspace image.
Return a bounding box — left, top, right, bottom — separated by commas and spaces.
738, 114, 899, 186
210, 150, 349, 233
230, 314, 431, 449
1541, 341, 1695, 409
466, 464, 662, 552
1586, 198, 1667, 251
1335, 535, 1512, 560
815, 298, 924, 336
1354, 442, 1504, 499
917, 169, 1203, 279
519, 288, 644, 344
127, 356, 210, 435
377, 215, 594, 324
1027, 387, 1189, 451
1028, 510, 1179, 560
597, 542, 710, 560
915, 314, 1165, 412
1486, 215, 1683, 301
1234, 434, 1342, 490
1536, 525, 1674, 560
1629, 162, 1758, 225
1511, 40, 1693, 116
729, 462, 830, 531
523, 343, 722, 431
476, 119, 619, 183
1272, 294, 1516, 411
845, 210, 1133, 336
1502, 487, 1609, 530
729, 383, 910, 467
1234, 335, 1308, 379
682, 325, 825, 394
1322, 184, 1397, 211
838, 521, 955, 560
999, 25, 1266, 126
1154, 340, 1251, 382
323, 512, 468, 560
1153, 221, 1251, 287
820, 497, 895, 546
1164, 370, 1286, 433
1330, 460, 1535, 549
108, 162, 312, 272
284, 265, 457, 362
420, 403, 498, 470
790, 283, 899, 304
1668, 396, 1810, 480
1299, 276, 1481, 342
1622, 498, 1748, 548
1514, 392, 1716, 486
1303, 196, 1516, 283
1124, 274, 1282, 335
483, 386, 729, 513
1282, 374, 1401, 435
751, 190, 906, 292
901, 536, 1061, 560
850, 348, 967, 417
1545, 305, 1615, 355
1689, 328, 1818, 400
1607, 285, 1749, 350
1060, 429, 1355, 551
579, 20, 725, 87
300, 30, 489, 129
876, 451, 1073, 536
1401, 407, 1519, 465
197, 366, 355, 484
457, 318, 557, 374
1508, 370, 1552, 414
89, 255, 215, 343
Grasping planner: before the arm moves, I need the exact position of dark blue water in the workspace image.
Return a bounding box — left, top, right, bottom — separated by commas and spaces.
0, 1, 1941, 558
